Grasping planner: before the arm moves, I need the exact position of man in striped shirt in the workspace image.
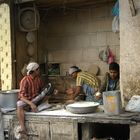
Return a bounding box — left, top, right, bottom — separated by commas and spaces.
17, 62, 49, 135
67, 66, 101, 103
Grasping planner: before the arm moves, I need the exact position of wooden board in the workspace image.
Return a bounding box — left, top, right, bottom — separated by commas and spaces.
50, 121, 78, 140
36, 0, 115, 8
0, 112, 4, 140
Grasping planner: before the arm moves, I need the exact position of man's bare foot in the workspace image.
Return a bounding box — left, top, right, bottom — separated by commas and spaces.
19, 129, 27, 135
65, 100, 75, 104
91, 137, 97, 140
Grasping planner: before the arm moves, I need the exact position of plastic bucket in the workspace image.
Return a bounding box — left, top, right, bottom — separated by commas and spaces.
103, 90, 122, 115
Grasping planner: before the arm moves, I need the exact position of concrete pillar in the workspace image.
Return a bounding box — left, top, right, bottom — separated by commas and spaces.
120, 0, 140, 105
130, 124, 140, 140
0, 3, 12, 90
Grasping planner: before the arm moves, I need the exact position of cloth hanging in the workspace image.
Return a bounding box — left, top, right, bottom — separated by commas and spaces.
112, 15, 119, 33
107, 48, 115, 64
112, 0, 119, 16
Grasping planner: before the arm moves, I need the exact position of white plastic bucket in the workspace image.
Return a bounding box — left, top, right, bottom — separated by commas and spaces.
103, 90, 122, 115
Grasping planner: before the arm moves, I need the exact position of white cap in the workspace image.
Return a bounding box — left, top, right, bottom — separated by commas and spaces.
68, 67, 79, 75
26, 62, 39, 75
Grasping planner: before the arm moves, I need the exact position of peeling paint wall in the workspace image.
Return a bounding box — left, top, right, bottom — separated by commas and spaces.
120, 0, 140, 104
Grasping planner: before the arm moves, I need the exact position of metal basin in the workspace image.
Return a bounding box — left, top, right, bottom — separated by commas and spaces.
65, 101, 99, 114
0, 89, 19, 108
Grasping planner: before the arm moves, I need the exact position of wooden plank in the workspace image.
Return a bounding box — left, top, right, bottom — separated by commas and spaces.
3, 113, 139, 140
50, 121, 78, 140
23, 110, 138, 125
36, 0, 115, 8
128, 0, 136, 16
10, 117, 51, 140
81, 123, 91, 140
0, 111, 4, 140
4, 110, 138, 125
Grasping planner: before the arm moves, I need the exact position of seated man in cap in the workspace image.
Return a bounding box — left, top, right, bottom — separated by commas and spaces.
67, 66, 101, 103
17, 62, 54, 134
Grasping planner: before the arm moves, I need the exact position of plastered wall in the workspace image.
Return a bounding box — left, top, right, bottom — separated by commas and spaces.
14, 2, 120, 88
120, 0, 140, 103
38, 3, 120, 77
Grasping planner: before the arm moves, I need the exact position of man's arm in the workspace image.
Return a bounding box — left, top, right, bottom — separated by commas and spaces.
73, 86, 81, 99
99, 72, 108, 93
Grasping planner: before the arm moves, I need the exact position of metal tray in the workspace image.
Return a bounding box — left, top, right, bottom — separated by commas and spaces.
65, 101, 99, 114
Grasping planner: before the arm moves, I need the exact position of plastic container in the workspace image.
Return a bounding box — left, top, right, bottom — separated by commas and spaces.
103, 90, 122, 115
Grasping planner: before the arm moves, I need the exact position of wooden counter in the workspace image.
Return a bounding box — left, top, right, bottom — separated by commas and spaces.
2, 108, 140, 140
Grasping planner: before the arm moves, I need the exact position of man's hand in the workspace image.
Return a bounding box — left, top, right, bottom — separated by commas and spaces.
95, 91, 102, 100
66, 99, 75, 104
21, 97, 38, 112
66, 88, 75, 94
30, 102, 38, 112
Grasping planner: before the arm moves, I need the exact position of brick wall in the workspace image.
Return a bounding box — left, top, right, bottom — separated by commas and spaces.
37, 3, 120, 103
38, 3, 120, 77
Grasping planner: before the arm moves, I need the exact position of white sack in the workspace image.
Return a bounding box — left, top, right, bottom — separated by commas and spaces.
125, 95, 140, 112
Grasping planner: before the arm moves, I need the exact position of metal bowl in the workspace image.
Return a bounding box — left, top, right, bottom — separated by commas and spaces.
0, 89, 19, 108
65, 101, 99, 114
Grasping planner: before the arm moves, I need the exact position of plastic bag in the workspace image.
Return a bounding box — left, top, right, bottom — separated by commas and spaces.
125, 95, 140, 112
99, 47, 109, 62
108, 48, 115, 64
112, 15, 119, 33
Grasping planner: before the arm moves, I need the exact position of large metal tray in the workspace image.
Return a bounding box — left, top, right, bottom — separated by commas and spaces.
65, 101, 99, 114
